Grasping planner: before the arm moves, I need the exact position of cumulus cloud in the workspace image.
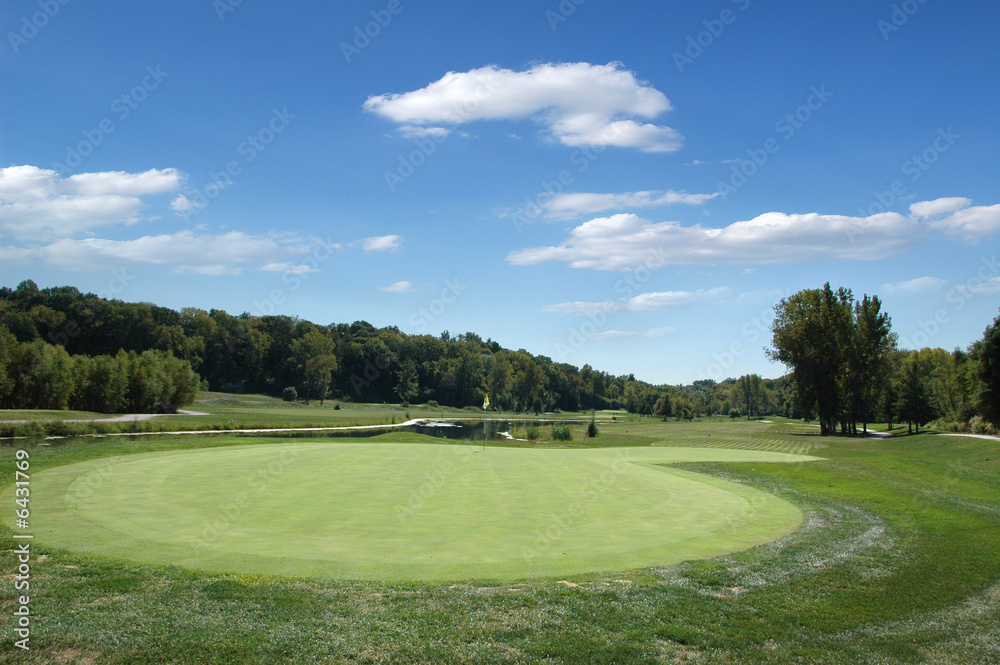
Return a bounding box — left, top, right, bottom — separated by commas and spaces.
377, 280, 418, 294
363, 62, 683, 153
362, 234, 403, 252
542, 190, 718, 220
508, 211, 924, 271
925, 201, 1000, 241
881, 276, 950, 296
909, 197, 972, 219
0, 165, 183, 240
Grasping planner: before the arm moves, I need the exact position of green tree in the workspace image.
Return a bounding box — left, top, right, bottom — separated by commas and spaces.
976, 311, 1000, 426
731, 374, 763, 419
844, 295, 896, 434
769, 284, 855, 435
0, 325, 14, 406
291, 330, 338, 404
896, 353, 936, 434
654, 393, 672, 420
395, 360, 419, 404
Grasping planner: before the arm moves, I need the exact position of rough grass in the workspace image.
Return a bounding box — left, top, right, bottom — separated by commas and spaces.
0, 419, 998, 663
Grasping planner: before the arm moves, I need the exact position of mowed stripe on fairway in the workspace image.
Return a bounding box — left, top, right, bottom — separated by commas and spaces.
13, 442, 821, 582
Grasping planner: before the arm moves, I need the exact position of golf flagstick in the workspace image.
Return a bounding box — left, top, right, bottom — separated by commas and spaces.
482, 393, 490, 452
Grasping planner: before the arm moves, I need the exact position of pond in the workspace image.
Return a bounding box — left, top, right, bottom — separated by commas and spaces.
243, 419, 585, 441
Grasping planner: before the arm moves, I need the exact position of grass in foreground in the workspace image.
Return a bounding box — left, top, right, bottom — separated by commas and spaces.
9, 443, 814, 582
1, 420, 998, 663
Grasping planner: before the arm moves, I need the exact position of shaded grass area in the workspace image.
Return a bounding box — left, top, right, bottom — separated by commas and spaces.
1, 420, 999, 663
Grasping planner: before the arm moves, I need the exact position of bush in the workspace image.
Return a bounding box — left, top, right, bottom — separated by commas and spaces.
282, 386, 298, 402
586, 418, 599, 438
427, 399, 440, 409
525, 425, 540, 441
969, 415, 997, 435
334, 403, 341, 410
729, 409, 741, 419
551, 423, 573, 441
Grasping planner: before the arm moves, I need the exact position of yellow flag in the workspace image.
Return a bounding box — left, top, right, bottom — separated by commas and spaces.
483, 394, 490, 409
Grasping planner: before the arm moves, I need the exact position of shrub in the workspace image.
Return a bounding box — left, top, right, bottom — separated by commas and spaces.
551, 423, 573, 441
427, 399, 440, 408
729, 409, 741, 419
282, 386, 298, 402
586, 418, 599, 438
525, 425, 540, 441
969, 415, 997, 435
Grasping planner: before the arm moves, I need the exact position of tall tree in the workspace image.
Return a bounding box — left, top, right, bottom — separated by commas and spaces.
291, 330, 338, 404
769, 283, 854, 435
976, 311, 1000, 426
896, 352, 936, 433
845, 295, 896, 434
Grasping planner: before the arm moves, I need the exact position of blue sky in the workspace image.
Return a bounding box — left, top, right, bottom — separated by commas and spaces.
2, 0, 998, 384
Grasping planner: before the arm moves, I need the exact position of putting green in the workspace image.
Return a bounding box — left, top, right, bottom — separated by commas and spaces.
10, 442, 820, 582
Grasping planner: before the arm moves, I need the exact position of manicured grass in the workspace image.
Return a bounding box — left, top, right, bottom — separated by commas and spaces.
0, 409, 109, 421
10, 442, 817, 582
1, 419, 998, 663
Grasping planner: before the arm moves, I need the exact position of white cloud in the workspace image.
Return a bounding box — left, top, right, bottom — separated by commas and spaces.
927, 203, 1000, 241
586, 326, 676, 341
543, 287, 732, 316
362, 234, 403, 252
377, 280, 418, 293
64, 169, 184, 196
881, 276, 950, 296
508, 211, 922, 271
972, 276, 1000, 294
0, 165, 183, 240
261, 262, 319, 275
542, 190, 718, 220
23, 231, 312, 275
364, 62, 683, 153
170, 194, 195, 212
909, 197, 972, 219
398, 125, 451, 139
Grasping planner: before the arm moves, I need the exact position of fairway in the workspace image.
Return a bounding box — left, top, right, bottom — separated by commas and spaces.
17, 441, 820, 582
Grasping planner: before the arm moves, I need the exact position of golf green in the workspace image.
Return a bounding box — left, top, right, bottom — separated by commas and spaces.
13, 442, 821, 582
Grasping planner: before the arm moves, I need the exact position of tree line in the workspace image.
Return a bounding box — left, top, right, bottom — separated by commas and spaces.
1, 280, 997, 432
769, 282, 999, 435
